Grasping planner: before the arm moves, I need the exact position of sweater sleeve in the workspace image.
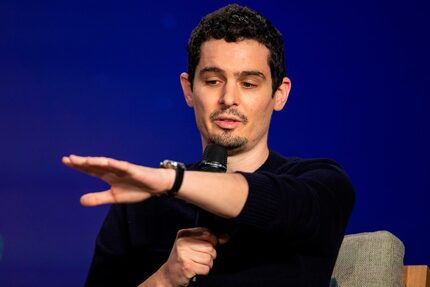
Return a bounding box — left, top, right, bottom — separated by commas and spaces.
236, 159, 355, 244
85, 203, 157, 287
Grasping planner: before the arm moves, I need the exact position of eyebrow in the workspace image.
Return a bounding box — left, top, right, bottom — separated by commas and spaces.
199, 66, 225, 76
199, 66, 266, 80
237, 70, 266, 80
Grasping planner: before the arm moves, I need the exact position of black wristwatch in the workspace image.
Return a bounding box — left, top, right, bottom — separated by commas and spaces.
160, 160, 186, 197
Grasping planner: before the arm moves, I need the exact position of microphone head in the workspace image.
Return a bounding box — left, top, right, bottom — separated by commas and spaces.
200, 144, 227, 172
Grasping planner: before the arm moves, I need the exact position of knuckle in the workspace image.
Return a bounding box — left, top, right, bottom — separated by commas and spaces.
201, 265, 210, 275
175, 244, 186, 254
175, 237, 184, 244
206, 240, 215, 247
176, 229, 185, 238
176, 228, 190, 238
182, 261, 193, 273
196, 227, 209, 232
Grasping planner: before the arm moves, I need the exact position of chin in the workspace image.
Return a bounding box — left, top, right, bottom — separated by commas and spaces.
208, 132, 248, 154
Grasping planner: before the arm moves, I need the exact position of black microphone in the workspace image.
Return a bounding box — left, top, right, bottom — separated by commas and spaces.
194, 144, 229, 230
192, 144, 228, 283
198, 143, 227, 173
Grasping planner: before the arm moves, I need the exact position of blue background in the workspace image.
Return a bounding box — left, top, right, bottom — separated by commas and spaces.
1, 0, 429, 285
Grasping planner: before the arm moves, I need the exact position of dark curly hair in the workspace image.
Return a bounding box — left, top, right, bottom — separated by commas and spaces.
187, 4, 286, 94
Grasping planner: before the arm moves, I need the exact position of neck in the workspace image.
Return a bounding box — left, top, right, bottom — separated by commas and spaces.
226, 142, 270, 173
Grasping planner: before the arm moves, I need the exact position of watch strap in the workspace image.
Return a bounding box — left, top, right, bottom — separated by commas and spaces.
167, 164, 184, 197
160, 160, 186, 197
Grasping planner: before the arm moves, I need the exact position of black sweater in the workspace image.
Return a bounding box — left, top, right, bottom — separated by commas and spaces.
85, 151, 354, 286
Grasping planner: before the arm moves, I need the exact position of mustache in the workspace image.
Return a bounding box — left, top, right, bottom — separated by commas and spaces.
209, 108, 248, 124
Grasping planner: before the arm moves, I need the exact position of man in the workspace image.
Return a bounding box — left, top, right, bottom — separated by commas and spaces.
63, 4, 354, 286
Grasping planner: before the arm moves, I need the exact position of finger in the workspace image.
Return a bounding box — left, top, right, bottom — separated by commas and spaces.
177, 228, 218, 246
192, 262, 212, 276
217, 233, 231, 245
183, 251, 213, 267
64, 155, 129, 178
80, 190, 117, 206
80, 189, 152, 206
176, 237, 217, 260
86, 157, 130, 177
65, 161, 108, 178
188, 239, 217, 259
67, 155, 112, 169
63, 155, 100, 176
68, 154, 90, 165
177, 227, 210, 238
62, 156, 71, 166
199, 230, 218, 247
78, 156, 131, 172
85, 156, 109, 166
105, 158, 131, 173
188, 249, 216, 265
63, 155, 95, 173
181, 260, 212, 278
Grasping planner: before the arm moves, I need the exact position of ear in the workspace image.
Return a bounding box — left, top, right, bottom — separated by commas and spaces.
180, 72, 194, 107
273, 77, 291, 111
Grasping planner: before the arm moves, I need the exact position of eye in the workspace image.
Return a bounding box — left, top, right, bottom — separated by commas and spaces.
242, 82, 257, 88
205, 80, 221, 86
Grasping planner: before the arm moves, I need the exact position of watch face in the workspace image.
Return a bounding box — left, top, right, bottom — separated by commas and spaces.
160, 160, 186, 170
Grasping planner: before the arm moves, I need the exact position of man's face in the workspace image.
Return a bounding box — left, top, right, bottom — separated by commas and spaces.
181, 39, 289, 154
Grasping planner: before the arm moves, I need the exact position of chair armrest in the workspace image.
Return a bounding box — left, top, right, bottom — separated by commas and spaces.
403, 265, 429, 287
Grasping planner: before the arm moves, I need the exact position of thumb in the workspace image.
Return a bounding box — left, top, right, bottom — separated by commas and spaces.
217, 233, 230, 245
80, 190, 115, 206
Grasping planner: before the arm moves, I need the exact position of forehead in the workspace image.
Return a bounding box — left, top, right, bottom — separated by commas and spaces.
197, 39, 271, 75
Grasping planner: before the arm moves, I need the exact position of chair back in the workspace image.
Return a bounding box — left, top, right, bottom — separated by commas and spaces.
331, 231, 405, 287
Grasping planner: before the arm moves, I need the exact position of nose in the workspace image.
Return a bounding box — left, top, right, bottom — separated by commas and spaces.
219, 82, 240, 107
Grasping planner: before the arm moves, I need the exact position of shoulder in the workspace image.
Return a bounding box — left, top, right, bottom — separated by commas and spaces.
264, 151, 354, 198
262, 150, 348, 176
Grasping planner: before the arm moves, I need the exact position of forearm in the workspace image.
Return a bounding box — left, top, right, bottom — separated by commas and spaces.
174, 171, 249, 219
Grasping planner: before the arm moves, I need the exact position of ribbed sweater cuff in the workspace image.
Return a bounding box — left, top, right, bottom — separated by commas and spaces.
235, 172, 281, 229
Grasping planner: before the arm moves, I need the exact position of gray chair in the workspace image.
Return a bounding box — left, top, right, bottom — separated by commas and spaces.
331, 231, 429, 287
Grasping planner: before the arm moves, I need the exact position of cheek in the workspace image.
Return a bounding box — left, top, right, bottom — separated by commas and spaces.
248, 97, 273, 116
191, 97, 214, 132
247, 102, 274, 129
192, 90, 218, 118
193, 99, 209, 120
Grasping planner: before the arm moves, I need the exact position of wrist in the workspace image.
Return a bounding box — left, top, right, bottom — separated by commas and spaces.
157, 263, 175, 287
157, 168, 176, 196
159, 160, 186, 197
137, 263, 174, 287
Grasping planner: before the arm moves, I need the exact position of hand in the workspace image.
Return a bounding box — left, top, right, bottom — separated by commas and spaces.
157, 228, 229, 287
62, 155, 174, 206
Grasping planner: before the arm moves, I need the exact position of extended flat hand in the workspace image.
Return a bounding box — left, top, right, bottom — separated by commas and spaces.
62, 155, 173, 206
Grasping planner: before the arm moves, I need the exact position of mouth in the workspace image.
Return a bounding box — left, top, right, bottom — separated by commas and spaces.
209, 109, 248, 130
213, 116, 242, 130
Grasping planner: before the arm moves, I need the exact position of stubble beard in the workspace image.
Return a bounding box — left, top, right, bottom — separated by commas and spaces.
207, 108, 249, 152
208, 131, 248, 151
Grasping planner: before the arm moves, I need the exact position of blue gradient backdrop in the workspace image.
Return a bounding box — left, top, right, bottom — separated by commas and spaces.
1, 1, 429, 285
